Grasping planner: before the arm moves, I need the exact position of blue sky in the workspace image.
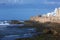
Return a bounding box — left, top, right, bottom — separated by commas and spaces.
0, 0, 60, 20
0, 0, 60, 4
0, 0, 60, 9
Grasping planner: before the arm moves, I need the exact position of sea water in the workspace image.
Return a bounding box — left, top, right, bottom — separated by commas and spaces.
0, 25, 37, 40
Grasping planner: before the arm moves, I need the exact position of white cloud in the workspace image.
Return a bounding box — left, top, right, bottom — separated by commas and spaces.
0, 0, 35, 4
45, 2, 60, 4
43, 0, 60, 5
0, 0, 60, 5
0, 0, 24, 4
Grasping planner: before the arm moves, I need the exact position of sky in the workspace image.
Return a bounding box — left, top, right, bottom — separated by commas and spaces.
0, 0, 60, 5
0, 0, 60, 20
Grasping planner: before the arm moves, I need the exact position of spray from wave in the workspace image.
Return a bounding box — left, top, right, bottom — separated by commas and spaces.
43, 7, 60, 17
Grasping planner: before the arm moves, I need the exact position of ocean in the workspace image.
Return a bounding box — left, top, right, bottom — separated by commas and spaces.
0, 25, 38, 40
0, 4, 55, 20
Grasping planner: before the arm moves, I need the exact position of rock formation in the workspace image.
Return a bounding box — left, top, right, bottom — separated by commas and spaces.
30, 7, 60, 23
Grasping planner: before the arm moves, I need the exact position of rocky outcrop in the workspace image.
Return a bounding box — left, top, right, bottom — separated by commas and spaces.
30, 7, 60, 23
